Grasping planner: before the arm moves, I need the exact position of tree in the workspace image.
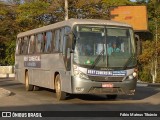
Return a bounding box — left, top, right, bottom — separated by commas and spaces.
102, 0, 132, 7
16, 1, 50, 31
0, 2, 17, 65
138, 0, 160, 83
48, 0, 106, 21
148, 0, 160, 83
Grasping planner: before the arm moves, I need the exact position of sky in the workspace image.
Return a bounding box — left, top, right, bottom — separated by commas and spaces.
130, 0, 136, 2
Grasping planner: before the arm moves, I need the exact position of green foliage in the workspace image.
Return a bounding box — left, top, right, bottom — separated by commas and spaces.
136, 0, 160, 83
47, 0, 65, 22
138, 39, 160, 83
139, 70, 152, 83
0, 40, 16, 65
102, 0, 132, 7
0, 3, 17, 40
0, 43, 6, 65
157, 73, 160, 83
48, 0, 107, 21
138, 40, 155, 64
5, 40, 16, 65
16, 1, 50, 30
0, 2, 18, 65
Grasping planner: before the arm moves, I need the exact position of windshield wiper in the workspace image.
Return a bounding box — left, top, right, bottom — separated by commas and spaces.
123, 54, 135, 69
91, 49, 105, 69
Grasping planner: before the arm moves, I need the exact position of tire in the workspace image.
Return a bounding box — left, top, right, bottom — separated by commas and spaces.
25, 71, 34, 91
34, 86, 40, 91
55, 74, 67, 101
106, 95, 118, 100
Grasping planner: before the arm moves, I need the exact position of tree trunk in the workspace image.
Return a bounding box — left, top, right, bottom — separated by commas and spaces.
151, 58, 157, 83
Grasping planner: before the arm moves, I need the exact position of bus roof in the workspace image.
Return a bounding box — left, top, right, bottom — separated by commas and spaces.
17, 18, 132, 38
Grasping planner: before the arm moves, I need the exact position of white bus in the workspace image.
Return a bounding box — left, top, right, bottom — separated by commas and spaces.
15, 19, 138, 101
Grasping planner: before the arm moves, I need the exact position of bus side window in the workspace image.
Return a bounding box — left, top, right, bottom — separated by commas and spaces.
40, 33, 46, 53
63, 31, 67, 55
60, 28, 65, 53
45, 31, 52, 53
16, 38, 21, 55
36, 33, 43, 53
55, 29, 60, 52
59, 29, 62, 52
51, 30, 55, 52
22, 37, 29, 54
29, 35, 35, 54
63, 27, 71, 56
19, 38, 24, 54
65, 26, 71, 34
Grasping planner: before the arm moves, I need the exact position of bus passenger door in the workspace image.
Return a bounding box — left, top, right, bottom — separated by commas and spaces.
63, 34, 71, 71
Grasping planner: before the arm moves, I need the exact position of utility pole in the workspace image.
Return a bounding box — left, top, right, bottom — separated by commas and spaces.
154, 15, 158, 83
152, 0, 159, 83
65, 0, 68, 20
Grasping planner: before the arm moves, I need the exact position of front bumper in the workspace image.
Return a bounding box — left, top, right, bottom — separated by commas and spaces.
71, 76, 137, 95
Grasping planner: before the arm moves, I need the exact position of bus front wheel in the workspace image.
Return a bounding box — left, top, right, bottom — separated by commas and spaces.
25, 71, 34, 91
55, 74, 66, 101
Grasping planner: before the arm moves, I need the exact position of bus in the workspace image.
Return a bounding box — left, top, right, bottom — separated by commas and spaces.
15, 19, 138, 101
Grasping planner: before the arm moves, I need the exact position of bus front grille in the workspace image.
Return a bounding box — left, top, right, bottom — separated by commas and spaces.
88, 76, 124, 82
89, 87, 125, 94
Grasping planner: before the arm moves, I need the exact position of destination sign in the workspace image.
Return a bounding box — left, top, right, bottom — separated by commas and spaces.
24, 55, 41, 68
87, 69, 126, 76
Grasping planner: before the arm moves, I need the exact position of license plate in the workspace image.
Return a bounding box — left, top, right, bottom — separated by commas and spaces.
102, 83, 113, 88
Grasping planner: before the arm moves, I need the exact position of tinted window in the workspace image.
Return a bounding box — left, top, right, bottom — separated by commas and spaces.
29, 35, 35, 54
21, 37, 29, 54
60, 28, 65, 52
16, 38, 21, 55
36, 33, 43, 53
41, 33, 46, 53
45, 31, 52, 53
55, 29, 60, 52
51, 30, 55, 52
63, 27, 71, 55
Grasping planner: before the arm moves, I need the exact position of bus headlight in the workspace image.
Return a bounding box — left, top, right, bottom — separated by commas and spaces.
73, 65, 89, 79
133, 72, 137, 77
128, 75, 134, 80
128, 72, 137, 80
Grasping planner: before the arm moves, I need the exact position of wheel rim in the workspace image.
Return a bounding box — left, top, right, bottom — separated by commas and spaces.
56, 76, 61, 98
25, 73, 29, 89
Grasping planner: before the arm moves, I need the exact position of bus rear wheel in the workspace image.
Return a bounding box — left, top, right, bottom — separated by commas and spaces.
55, 74, 66, 101
106, 95, 118, 100
25, 71, 34, 91
34, 86, 40, 91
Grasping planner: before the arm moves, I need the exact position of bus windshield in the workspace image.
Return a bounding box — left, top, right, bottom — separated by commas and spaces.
73, 25, 136, 69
